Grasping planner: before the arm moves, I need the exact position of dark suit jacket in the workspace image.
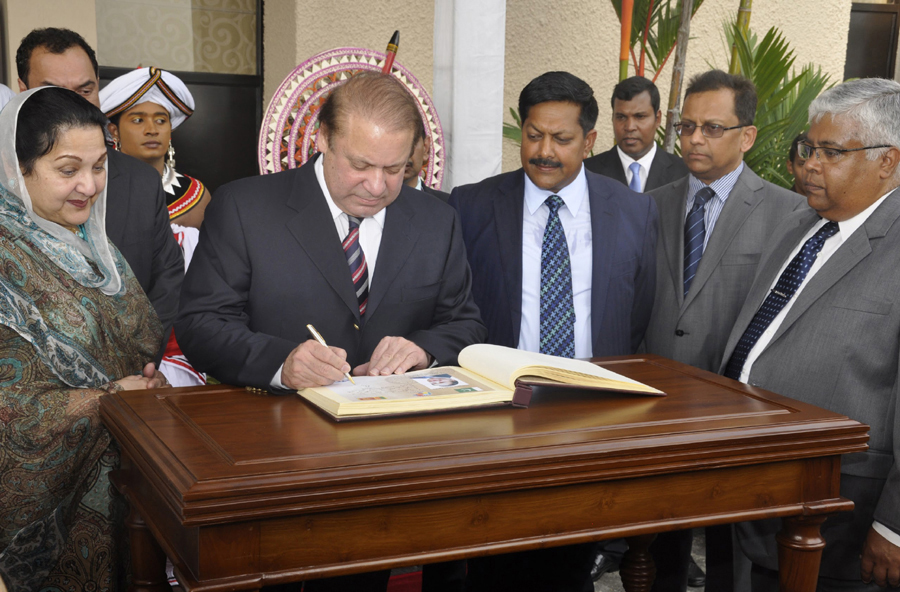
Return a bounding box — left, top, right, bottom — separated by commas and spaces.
105, 148, 184, 345
422, 185, 450, 202
449, 169, 658, 357
643, 166, 805, 372
176, 157, 486, 389
719, 191, 900, 580
583, 146, 689, 192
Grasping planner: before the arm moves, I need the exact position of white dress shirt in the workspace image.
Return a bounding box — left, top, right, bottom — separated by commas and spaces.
737, 189, 898, 548
519, 165, 593, 358
271, 155, 387, 388
616, 143, 657, 192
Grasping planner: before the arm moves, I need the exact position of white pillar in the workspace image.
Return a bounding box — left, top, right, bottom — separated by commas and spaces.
433, 0, 506, 190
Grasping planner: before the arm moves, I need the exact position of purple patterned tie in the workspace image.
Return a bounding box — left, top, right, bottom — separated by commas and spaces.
343, 215, 369, 316
724, 221, 839, 380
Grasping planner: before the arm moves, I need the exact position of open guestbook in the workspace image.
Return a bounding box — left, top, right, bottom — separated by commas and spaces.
296, 344, 664, 420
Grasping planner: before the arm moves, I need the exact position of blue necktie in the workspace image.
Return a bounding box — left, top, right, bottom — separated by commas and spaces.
683, 186, 716, 297
724, 221, 839, 380
343, 215, 369, 316
540, 195, 575, 358
629, 162, 642, 192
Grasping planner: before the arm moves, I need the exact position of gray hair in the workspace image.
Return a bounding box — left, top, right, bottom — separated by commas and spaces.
809, 78, 900, 164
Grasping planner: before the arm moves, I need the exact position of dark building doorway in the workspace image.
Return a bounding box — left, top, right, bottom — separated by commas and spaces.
844, 3, 900, 81
98, 0, 263, 192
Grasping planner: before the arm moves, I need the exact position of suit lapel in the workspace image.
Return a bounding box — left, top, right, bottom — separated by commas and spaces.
645, 149, 668, 191
494, 173, 526, 344
656, 177, 690, 308
366, 192, 417, 320
588, 174, 619, 350
682, 168, 764, 311
285, 161, 361, 320
770, 190, 900, 346
718, 210, 815, 369
602, 149, 628, 185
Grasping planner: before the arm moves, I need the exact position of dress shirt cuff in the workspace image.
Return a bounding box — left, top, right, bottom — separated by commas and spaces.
271, 364, 287, 389
873, 521, 900, 547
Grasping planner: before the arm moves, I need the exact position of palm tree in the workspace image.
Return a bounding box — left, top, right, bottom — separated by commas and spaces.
728, 23, 832, 187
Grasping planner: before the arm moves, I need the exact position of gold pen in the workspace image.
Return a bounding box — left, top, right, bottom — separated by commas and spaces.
306, 324, 355, 384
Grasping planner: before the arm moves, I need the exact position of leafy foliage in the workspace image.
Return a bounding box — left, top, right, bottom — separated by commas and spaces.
609, 0, 705, 81
502, 107, 522, 145
726, 22, 832, 188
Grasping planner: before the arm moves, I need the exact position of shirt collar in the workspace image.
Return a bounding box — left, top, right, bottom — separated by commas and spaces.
836, 187, 897, 240
523, 164, 589, 216
414, 176, 423, 191
616, 142, 657, 171
315, 153, 386, 229
687, 161, 745, 206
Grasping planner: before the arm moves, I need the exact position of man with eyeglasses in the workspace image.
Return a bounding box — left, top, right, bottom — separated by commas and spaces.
642, 69, 804, 592
720, 76, 900, 592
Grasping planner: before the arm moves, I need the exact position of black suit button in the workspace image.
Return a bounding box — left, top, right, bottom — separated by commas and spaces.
675, 330, 685, 336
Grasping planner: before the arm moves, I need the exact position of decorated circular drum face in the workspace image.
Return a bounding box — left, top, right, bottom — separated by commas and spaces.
258, 47, 445, 191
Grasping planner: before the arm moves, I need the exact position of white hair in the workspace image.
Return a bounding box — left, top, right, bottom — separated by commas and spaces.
809, 78, 900, 164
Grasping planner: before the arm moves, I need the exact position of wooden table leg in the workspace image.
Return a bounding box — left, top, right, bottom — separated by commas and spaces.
776, 515, 828, 592
620, 533, 658, 592
126, 504, 171, 592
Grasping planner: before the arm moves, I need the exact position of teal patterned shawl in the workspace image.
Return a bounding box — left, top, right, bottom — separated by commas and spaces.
0, 88, 125, 387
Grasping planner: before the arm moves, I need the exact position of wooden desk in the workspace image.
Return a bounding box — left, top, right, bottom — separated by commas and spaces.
100, 356, 869, 592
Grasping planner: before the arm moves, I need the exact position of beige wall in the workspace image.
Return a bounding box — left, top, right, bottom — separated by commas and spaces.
501, 0, 853, 171
263, 0, 435, 114
2, 0, 97, 88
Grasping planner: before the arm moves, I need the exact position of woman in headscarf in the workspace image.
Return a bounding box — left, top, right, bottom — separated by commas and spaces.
100, 67, 210, 386
0, 87, 168, 592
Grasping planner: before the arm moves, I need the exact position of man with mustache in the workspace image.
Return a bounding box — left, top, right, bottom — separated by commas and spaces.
642, 69, 804, 592
449, 70, 658, 592
584, 76, 688, 192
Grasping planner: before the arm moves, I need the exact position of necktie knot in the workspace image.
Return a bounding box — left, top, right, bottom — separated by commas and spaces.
693, 186, 715, 208
348, 215, 363, 231
813, 220, 839, 245
545, 195, 565, 216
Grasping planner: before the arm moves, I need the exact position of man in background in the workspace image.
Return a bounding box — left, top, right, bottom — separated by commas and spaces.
584, 76, 688, 192
16, 28, 183, 351
403, 122, 449, 202
786, 132, 810, 196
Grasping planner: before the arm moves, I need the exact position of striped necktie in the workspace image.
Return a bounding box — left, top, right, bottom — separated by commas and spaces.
629, 162, 642, 192
683, 186, 716, 297
723, 221, 839, 380
343, 215, 369, 316
540, 195, 575, 358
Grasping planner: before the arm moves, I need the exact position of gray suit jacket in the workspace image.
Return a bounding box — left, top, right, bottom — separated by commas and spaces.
583, 146, 689, 192
643, 166, 804, 372
719, 190, 900, 579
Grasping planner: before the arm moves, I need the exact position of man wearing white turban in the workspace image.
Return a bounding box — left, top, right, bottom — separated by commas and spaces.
100, 67, 212, 387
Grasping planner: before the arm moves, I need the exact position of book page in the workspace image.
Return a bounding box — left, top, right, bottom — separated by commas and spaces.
321, 367, 506, 403
458, 344, 662, 394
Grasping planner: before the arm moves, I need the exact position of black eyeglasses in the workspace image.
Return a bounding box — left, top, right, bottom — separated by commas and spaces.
797, 142, 893, 165
674, 121, 745, 138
